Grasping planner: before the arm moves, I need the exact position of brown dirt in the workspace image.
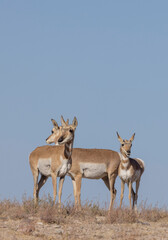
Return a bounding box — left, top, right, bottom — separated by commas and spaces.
1, 216, 168, 240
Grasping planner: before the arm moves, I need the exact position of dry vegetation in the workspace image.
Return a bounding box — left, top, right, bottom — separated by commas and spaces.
0, 195, 168, 240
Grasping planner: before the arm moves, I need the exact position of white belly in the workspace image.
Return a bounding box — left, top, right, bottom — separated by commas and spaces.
38, 158, 51, 176
79, 163, 107, 179
37, 157, 71, 177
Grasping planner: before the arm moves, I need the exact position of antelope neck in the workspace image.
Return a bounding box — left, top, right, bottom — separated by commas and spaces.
119, 152, 130, 169
64, 140, 73, 159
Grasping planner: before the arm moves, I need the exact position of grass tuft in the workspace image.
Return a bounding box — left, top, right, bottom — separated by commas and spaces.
0, 195, 167, 225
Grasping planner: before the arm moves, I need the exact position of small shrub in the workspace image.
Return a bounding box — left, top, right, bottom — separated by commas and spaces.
40, 206, 63, 224
107, 207, 137, 224
22, 194, 36, 215
139, 202, 168, 222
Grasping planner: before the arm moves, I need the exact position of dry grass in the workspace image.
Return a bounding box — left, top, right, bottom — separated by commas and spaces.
0, 195, 167, 225
0, 196, 168, 240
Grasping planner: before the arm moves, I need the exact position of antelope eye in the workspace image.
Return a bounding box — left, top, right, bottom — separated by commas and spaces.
122, 144, 124, 146
69, 129, 73, 133
51, 130, 54, 134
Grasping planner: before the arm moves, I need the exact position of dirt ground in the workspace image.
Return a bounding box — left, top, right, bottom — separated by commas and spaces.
1, 216, 168, 240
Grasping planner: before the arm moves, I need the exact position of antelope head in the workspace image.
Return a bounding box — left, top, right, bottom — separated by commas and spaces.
116, 132, 135, 157
60, 115, 78, 141
46, 116, 78, 145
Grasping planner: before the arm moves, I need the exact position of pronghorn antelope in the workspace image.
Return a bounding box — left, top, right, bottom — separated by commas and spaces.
50, 116, 121, 211
117, 132, 145, 209
29, 117, 78, 205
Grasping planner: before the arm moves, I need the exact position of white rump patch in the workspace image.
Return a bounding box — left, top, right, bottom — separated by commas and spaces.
136, 158, 145, 169
38, 158, 51, 176
79, 163, 107, 179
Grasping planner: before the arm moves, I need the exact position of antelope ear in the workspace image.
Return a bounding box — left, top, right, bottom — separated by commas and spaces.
51, 119, 59, 129
130, 133, 135, 142
72, 117, 78, 128
116, 131, 123, 143
61, 115, 67, 127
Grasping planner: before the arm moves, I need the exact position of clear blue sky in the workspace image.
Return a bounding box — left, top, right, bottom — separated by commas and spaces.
0, 1, 168, 207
